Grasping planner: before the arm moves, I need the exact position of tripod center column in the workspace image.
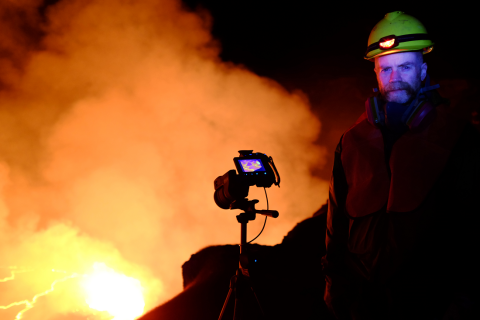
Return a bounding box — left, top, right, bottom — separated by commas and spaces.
240, 222, 247, 254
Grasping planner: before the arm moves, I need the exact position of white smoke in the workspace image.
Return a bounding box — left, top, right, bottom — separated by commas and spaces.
0, 0, 328, 318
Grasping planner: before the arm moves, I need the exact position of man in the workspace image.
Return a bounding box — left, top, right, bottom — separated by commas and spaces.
322, 11, 479, 320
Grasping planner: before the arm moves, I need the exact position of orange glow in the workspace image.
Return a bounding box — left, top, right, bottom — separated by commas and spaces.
0, 269, 79, 319
0, 267, 32, 283
1, 264, 145, 320
380, 38, 395, 49
0, 0, 328, 318
82, 263, 145, 320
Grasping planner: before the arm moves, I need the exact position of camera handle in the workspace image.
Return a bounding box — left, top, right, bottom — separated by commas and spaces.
218, 199, 278, 320
267, 156, 281, 187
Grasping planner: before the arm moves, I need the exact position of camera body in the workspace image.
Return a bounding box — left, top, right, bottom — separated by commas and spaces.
214, 150, 280, 209
233, 151, 279, 188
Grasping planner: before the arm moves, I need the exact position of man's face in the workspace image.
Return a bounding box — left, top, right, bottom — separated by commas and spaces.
374, 52, 427, 104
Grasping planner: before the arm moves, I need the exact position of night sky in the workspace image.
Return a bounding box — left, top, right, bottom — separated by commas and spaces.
182, 1, 479, 179
182, 1, 475, 80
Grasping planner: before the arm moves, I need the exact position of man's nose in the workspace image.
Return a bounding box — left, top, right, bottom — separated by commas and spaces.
389, 68, 402, 82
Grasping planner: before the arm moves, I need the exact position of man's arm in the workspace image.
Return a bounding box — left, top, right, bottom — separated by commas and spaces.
322, 135, 353, 319
324, 135, 350, 268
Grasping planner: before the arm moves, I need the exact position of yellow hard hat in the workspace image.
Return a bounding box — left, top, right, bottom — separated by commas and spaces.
364, 11, 434, 61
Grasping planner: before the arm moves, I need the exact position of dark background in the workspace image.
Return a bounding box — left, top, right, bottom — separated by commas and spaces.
182, 1, 479, 179
181, 1, 474, 81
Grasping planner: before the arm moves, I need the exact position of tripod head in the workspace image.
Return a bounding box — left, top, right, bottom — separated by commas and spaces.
231, 198, 279, 224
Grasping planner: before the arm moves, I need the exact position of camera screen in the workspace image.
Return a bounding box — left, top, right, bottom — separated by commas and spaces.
238, 159, 266, 173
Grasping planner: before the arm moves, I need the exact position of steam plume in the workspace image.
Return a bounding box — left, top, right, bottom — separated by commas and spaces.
0, 0, 328, 318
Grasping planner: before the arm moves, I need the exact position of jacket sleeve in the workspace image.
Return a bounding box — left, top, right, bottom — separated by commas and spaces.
323, 135, 350, 273
322, 135, 353, 319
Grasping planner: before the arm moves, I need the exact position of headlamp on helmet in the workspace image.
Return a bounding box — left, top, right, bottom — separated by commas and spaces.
365, 11, 434, 61
379, 36, 397, 49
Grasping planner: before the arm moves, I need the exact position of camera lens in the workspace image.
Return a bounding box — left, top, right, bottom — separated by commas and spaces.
214, 186, 232, 209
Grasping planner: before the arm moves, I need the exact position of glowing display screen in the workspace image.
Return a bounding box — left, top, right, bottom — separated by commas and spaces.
238, 159, 266, 173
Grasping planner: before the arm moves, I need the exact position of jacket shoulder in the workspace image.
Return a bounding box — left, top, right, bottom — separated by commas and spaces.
344, 112, 369, 135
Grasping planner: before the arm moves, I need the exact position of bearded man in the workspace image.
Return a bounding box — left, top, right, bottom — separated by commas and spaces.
321, 11, 479, 320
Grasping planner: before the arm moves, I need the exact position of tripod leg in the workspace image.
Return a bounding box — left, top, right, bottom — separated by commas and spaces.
233, 291, 240, 320
218, 287, 233, 320
234, 270, 264, 320
233, 272, 244, 320
218, 274, 237, 320
249, 286, 265, 316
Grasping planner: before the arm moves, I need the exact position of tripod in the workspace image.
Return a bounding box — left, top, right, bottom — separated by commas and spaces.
218, 199, 279, 320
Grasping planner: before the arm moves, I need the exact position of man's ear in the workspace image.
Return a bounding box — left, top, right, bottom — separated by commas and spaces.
420, 62, 427, 81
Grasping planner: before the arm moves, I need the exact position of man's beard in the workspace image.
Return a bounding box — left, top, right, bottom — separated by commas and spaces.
380, 79, 422, 104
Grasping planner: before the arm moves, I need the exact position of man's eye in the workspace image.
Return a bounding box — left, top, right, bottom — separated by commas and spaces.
381, 68, 390, 73
402, 66, 410, 70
